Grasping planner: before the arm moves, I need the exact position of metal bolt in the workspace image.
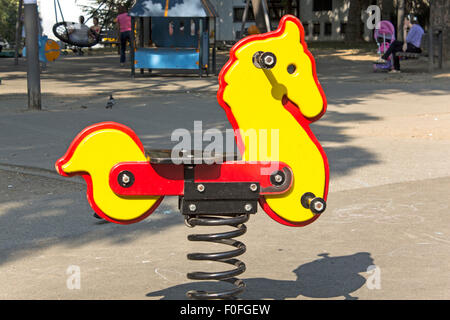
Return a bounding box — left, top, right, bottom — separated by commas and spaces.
274, 174, 283, 183
189, 204, 197, 212
250, 184, 258, 192
313, 202, 324, 212
197, 184, 205, 192
118, 171, 134, 188
121, 174, 131, 184
244, 203, 253, 212
264, 55, 274, 65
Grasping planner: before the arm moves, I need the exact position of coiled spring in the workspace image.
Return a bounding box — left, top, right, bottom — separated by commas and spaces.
185, 213, 250, 299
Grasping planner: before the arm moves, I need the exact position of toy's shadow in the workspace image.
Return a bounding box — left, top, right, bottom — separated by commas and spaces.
146, 252, 374, 300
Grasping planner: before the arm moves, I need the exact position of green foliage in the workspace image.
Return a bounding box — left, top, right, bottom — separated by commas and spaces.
79, 0, 134, 30
406, 0, 430, 26
0, 0, 19, 42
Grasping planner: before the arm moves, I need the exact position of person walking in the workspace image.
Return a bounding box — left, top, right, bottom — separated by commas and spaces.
115, 5, 132, 67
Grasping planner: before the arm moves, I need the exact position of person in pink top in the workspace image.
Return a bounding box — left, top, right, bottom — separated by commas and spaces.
115, 5, 132, 66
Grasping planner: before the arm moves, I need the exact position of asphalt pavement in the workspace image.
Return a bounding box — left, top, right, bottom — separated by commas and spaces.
0, 53, 449, 299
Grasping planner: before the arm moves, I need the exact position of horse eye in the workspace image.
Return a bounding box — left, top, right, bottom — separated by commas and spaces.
287, 64, 296, 74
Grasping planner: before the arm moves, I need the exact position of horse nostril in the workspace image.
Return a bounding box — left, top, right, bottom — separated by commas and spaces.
287, 64, 296, 74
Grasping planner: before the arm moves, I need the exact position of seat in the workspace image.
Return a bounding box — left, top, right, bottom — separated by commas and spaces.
395, 51, 421, 58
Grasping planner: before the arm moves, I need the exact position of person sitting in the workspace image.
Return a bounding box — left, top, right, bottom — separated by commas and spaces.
376, 14, 424, 73
90, 17, 101, 37
87, 17, 101, 55
68, 16, 91, 48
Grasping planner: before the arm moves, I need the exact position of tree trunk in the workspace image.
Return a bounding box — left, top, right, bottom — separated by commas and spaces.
381, 0, 393, 21
397, 0, 405, 41
345, 0, 362, 42
14, 0, 24, 66
431, 0, 450, 63
286, 0, 293, 15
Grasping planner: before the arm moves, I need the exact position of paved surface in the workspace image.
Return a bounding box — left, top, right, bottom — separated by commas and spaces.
0, 50, 449, 299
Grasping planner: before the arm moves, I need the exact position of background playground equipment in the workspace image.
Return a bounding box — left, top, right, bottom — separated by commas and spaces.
52, 21, 100, 48
51, 0, 111, 48
56, 15, 328, 299
23, 35, 60, 63
128, 0, 218, 77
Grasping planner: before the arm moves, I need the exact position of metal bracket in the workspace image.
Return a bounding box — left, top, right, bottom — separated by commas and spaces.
180, 165, 260, 216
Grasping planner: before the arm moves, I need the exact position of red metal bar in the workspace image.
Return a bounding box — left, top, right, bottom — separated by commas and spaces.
109, 161, 292, 196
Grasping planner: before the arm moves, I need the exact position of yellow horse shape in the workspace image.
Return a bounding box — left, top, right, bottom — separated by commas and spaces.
218, 15, 329, 226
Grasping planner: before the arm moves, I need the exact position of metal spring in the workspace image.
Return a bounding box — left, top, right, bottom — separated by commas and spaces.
185, 213, 250, 300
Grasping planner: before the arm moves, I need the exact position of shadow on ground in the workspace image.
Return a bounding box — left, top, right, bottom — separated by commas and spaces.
146, 252, 374, 300
0, 175, 184, 266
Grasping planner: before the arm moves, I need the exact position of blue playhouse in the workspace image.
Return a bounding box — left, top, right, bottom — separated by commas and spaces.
128, 0, 218, 76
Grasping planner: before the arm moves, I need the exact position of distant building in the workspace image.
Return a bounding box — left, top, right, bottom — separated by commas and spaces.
210, 0, 373, 42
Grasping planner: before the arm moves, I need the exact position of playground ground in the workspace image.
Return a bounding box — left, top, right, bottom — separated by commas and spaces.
0, 48, 449, 299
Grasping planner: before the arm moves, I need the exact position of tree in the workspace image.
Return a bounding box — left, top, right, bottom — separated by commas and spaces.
379, 0, 394, 21
406, 0, 430, 27
345, 0, 370, 42
79, 0, 134, 30
0, 0, 19, 43
430, 0, 449, 62
397, 0, 405, 41
14, 0, 23, 65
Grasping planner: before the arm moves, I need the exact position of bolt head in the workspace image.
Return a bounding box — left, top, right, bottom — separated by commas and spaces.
314, 202, 324, 211
189, 204, 197, 212
118, 171, 134, 188
121, 174, 130, 184
244, 203, 253, 212
197, 184, 205, 192
274, 174, 283, 183
264, 55, 274, 65
250, 184, 258, 192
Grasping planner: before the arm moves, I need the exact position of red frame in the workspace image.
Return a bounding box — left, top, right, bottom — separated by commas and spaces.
109, 161, 293, 196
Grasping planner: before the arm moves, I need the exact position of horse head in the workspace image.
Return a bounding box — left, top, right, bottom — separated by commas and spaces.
219, 15, 326, 122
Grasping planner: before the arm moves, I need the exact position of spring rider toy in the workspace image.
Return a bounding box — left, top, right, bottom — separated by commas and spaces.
56, 15, 329, 299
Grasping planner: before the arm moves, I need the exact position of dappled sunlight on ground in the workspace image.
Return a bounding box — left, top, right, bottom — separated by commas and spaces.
315, 49, 379, 62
